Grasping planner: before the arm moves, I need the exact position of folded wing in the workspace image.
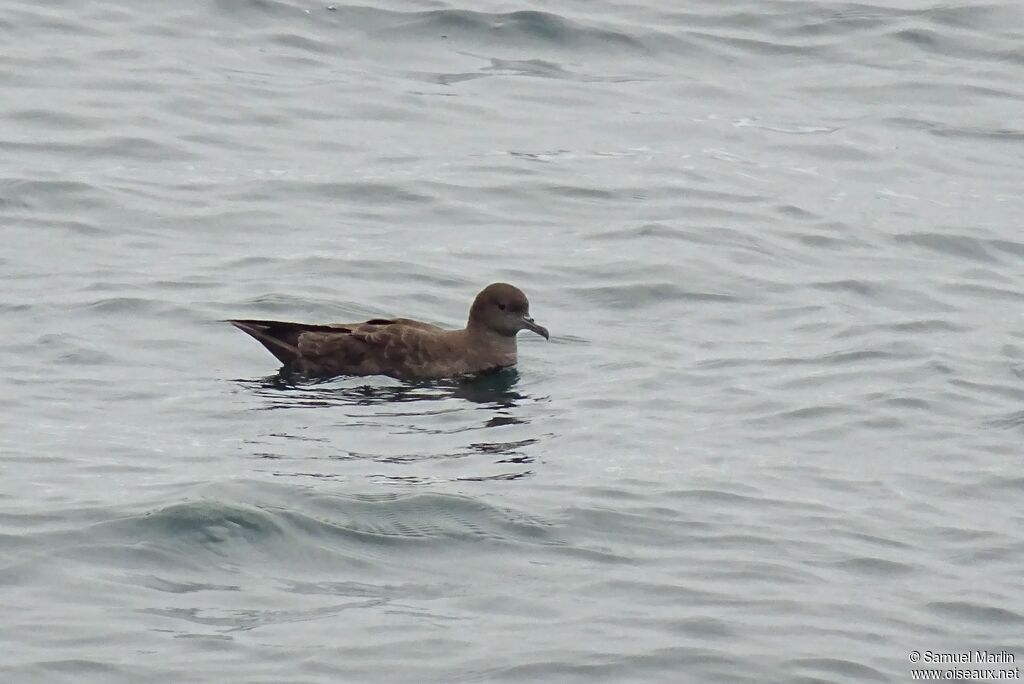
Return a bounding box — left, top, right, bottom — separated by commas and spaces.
296, 321, 455, 378
229, 318, 456, 379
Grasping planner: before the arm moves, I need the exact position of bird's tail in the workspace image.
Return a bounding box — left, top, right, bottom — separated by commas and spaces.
227, 319, 342, 366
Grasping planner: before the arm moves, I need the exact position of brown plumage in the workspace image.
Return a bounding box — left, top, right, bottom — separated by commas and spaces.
228, 283, 549, 380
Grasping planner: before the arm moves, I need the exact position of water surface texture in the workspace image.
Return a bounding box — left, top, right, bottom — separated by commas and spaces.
3, 0, 1024, 681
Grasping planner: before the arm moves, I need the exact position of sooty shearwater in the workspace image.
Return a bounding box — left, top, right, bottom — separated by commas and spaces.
228, 282, 549, 380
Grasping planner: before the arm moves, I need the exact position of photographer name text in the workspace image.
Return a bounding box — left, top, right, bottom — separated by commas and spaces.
912, 651, 1015, 664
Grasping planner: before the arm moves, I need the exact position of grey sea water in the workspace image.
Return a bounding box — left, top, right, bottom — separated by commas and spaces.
3, 0, 1024, 681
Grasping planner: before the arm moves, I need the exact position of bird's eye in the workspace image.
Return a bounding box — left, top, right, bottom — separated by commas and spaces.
498, 303, 507, 311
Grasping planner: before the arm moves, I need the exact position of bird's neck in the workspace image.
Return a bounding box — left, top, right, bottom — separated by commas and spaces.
462, 324, 518, 367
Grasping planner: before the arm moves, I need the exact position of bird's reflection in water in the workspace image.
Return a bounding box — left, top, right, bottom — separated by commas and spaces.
239, 367, 526, 409
369, 470, 534, 485
233, 368, 544, 483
